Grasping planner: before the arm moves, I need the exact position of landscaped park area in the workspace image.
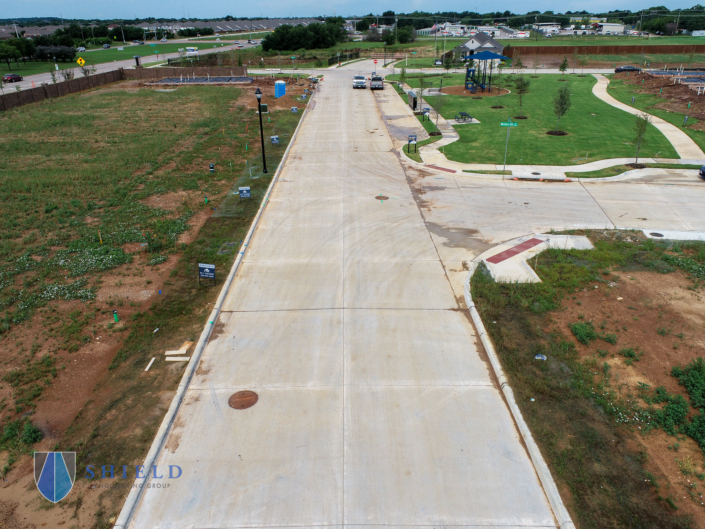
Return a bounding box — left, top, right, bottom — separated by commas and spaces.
389, 70, 705, 166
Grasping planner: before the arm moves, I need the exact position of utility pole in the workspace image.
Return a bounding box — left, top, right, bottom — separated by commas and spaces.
675, 10, 681, 35
13, 22, 19, 38
121, 23, 126, 43
433, 19, 438, 63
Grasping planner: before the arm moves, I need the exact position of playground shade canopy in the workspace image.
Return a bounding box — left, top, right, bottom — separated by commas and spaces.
467, 50, 511, 61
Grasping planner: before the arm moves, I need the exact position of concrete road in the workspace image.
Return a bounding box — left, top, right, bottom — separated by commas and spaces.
10, 41, 256, 91
120, 66, 560, 528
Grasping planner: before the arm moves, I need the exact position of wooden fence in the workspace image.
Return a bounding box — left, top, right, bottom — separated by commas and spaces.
0, 69, 124, 112
504, 44, 705, 58
0, 65, 249, 112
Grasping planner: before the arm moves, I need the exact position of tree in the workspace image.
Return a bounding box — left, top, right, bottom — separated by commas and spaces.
79, 63, 97, 77
397, 27, 415, 44
553, 84, 572, 132
382, 31, 396, 46
0, 44, 21, 69
399, 66, 407, 86
559, 56, 569, 75
513, 55, 524, 73
514, 75, 531, 118
633, 112, 652, 164
578, 56, 589, 74
444, 55, 453, 72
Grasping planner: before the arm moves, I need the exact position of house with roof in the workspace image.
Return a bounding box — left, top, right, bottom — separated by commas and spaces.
452, 32, 504, 60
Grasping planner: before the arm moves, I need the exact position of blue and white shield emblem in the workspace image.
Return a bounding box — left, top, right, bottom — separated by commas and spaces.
34, 452, 76, 503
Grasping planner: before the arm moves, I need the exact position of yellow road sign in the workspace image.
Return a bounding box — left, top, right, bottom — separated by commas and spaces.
77, 57, 85, 67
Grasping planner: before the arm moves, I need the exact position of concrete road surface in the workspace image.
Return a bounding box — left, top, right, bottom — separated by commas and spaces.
118, 63, 705, 529
121, 67, 559, 529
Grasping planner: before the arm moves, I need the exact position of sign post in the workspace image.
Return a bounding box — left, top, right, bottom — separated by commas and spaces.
373, 58, 378, 74
407, 135, 417, 154
500, 119, 518, 172
198, 263, 216, 286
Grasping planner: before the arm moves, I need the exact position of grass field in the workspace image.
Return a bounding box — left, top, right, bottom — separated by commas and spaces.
565, 163, 702, 178
0, 82, 303, 525
607, 74, 705, 152
472, 231, 705, 526
389, 73, 677, 165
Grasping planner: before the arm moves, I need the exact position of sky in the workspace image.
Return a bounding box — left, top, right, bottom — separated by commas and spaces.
6, 0, 697, 20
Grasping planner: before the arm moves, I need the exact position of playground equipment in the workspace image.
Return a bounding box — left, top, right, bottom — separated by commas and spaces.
463, 50, 511, 93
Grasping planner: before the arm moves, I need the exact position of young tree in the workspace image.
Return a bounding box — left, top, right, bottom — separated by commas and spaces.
513, 55, 524, 73
553, 84, 572, 132
572, 51, 578, 74
532, 56, 540, 75
443, 55, 453, 73
79, 63, 96, 77
418, 71, 427, 95
633, 112, 652, 164
60, 68, 75, 81
399, 66, 407, 86
578, 56, 589, 74
514, 75, 531, 118
559, 56, 569, 75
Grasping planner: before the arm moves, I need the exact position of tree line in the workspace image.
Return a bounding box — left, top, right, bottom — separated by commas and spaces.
261, 18, 347, 51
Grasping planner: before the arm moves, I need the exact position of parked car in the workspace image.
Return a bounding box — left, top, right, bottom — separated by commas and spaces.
699, 166, 705, 179
160, 38, 167, 42
370, 76, 384, 90
352, 75, 366, 89
103, 44, 111, 49
76, 46, 86, 52
544, 33, 552, 38
582, 31, 587, 35
615, 65, 641, 73
2, 73, 22, 83
133, 40, 140, 43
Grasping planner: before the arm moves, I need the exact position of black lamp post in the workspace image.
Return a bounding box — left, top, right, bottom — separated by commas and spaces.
255, 87, 268, 174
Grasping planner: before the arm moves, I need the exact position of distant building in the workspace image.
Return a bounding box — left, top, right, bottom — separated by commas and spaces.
569, 17, 606, 23
532, 22, 561, 33
453, 32, 504, 59
597, 23, 625, 34
692, 30, 705, 37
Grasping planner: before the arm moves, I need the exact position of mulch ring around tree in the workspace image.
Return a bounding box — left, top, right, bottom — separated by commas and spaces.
627, 163, 646, 169
441, 86, 510, 97
490, 105, 505, 109
513, 115, 528, 119
546, 130, 568, 136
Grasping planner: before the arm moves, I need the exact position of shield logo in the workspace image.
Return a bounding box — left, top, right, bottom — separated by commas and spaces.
34, 452, 76, 503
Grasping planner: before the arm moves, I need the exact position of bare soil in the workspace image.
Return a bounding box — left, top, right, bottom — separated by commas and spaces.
235, 76, 310, 110
614, 71, 705, 131
550, 269, 705, 522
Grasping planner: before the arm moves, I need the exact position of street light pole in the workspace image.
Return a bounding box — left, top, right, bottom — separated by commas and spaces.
255, 87, 268, 174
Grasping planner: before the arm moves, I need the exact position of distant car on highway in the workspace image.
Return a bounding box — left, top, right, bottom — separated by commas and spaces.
700, 166, 705, 179
2, 73, 22, 83
138, 41, 145, 45
352, 75, 366, 89
103, 44, 111, 49
615, 65, 641, 73
133, 40, 140, 43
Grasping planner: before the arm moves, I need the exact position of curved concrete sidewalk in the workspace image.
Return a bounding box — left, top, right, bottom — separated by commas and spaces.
592, 74, 705, 159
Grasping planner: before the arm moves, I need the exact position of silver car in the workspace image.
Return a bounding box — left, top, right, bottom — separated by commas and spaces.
352, 75, 366, 89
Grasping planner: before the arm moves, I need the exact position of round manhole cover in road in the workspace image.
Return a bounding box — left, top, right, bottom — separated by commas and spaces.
375, 195, 389, 201
228, 391, 258, 410
650, 232, 664, 238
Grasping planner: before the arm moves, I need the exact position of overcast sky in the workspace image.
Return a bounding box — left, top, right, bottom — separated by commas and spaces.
7, 0, 696, 20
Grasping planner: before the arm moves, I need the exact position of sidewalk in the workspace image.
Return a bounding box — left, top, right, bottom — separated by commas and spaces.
592, 74, 705, 159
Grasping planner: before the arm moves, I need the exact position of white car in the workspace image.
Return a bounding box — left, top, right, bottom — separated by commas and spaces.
76, 46, 86, 52
352, 75, 366, 89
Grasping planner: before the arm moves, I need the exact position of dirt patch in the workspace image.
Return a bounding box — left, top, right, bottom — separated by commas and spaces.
550, 269, 705, 523
546, 130, 569, 136
235, 77, 309, 111
615, 71, 705, 130
140, 190, 201, 211
442, 85, 510, 97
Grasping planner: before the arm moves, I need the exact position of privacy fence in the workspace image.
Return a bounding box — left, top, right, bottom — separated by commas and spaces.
0, 65, 248, 112
504, 44, 705, 58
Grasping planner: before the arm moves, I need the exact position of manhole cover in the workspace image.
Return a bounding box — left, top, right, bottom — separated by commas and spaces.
375, 195, 389, 200
532, 172, 541, 175
650, 232, 664, 238
228, 391, 258, 410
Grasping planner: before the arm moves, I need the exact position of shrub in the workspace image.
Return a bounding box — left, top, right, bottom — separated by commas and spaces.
672, 357, 705, 408
570, 321, 597, 345
20, 422, 42, 445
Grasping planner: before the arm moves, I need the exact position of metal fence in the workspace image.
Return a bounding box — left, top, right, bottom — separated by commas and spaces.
504, 44, 705, 58
328, 50, 360, 65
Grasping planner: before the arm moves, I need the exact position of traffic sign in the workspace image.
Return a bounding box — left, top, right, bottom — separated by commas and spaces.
76, 57, 85, 67
500, 122, 518, 127
374, 59, 378, 64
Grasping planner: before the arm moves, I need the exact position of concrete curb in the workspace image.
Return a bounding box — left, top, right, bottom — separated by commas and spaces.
113, 89, 314, 529
463, 263, 576, 529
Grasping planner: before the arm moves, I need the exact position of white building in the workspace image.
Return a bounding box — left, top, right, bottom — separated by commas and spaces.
597, 23, 625, 34
692, 30, 705, 37
532, 22, 561, 33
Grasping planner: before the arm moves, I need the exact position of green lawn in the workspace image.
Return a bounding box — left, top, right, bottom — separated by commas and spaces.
389, 73, 677, 165
0, 43, 230, 77
607, 74, 705, 152
565, 163, 702, 178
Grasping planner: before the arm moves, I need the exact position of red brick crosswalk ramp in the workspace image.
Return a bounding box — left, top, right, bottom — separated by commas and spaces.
486, 238, 544, 264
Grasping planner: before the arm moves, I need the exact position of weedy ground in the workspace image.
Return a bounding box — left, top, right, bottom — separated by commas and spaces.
472, 231, 705, 528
